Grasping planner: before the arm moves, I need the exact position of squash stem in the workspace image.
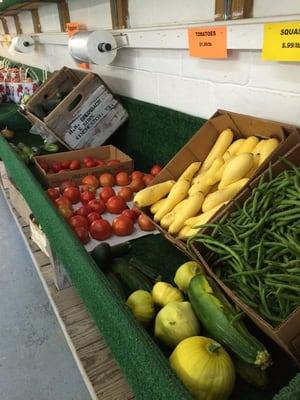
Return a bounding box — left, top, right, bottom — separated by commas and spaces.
207, 342, 221, 353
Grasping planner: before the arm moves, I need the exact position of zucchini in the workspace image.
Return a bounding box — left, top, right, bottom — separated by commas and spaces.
42, 143, 59, 153
105, 271, 128, 300
112, 258, 152, 292
91, 242, 131, 271
233, 357, 268, 388
188, 274, 271, 370
129, 257, 161, 282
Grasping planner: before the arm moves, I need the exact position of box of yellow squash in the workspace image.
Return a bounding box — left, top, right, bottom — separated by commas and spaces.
136, 110, 300, 255
190, 144, 300, 365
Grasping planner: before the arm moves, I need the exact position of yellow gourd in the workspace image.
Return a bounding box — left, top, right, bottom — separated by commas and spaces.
126, 290, 155, 325
174, 261, 203, 292
185, 201, 228, 228
134, 180, 175, 207
150, 198, 167, 214
236, 136, 259, 155
154, 179, 190, 222
252, 140, 265, 155
218, 153, 253, 189
202, 178, 249, 213
178, 161, 201, 182
200, 129, 233, 172
258, 138, 279, 166
152, 282, 183, 308
188, 180, 212, 196
193, 157, 224, 185
245, 153, 260, 179
177, 225, 192, 238
155, 302, 200, 348
168, 192, 204, 235
225, 138, 245, 157
160, 199, 189, 229
170, 336, 235, 400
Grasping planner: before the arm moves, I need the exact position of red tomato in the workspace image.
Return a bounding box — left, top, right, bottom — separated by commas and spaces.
96, 159, 106, 166
69, 215, 89, 229
81, 184, 96, 194
86, 160, 97, 168
70, 160, 81, 170
39, 161, 49, 173
60, 179, 77, 194
143, 174, 154, 186
73, 226, 90, 244
130, 178, 145, 192
75, 205, 92, 217
99, 173, 115, 187
87, 212, 102, 225
121, 209, 137, 221
138, 214, 155, 231
82, 175, 99, 189
80, 190, 95, 204
107, 159, 120, 167
112, 216, 134, 236
87, 199, 106, 214
55, 197, 73, 209
131, 171, 144, 180
47, 188, 60, 200
100, 187, 115, 203
89, 219, 112, 241
63, 187, 80, 204
150, 164, 163, 176
52, 162, 62, 173
118, 186, 134, 202
132, 207, 142, 218
106, 196, 127, 214
61, 160, 71, 169
83, 156, 93, 165
57, 204, 73, 219
115, 171, 131, 186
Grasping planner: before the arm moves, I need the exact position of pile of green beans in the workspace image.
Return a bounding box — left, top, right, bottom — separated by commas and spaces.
188, 160, 300, 326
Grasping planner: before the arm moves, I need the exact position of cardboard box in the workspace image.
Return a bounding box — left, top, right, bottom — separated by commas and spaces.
191, 144, 300, 364
34, 145, 133, 188
141, 110, 300, 256
24, 67, 128, 150
7, 179, 32, 223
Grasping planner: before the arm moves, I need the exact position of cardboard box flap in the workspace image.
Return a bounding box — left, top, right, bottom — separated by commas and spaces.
277, 307, 300, 358
217, 109, 286, 139
209, 113, 242, 136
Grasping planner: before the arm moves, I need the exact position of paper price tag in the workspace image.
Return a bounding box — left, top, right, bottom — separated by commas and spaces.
262, 22, 300, 62
188, 26, 227, 59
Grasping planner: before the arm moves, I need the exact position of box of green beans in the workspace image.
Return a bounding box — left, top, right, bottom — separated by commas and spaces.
189, 143, 300, 365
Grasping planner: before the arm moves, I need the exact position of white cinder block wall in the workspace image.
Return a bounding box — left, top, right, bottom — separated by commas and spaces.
0, 0, 300, 125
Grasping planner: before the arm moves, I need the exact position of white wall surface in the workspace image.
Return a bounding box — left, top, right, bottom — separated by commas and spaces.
0, 0, 300, 126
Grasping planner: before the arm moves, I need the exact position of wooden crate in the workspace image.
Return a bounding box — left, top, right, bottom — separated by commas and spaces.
25, 67, 128, 150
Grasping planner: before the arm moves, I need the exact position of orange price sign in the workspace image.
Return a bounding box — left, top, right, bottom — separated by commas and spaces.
188, 26, 227, 59
66, 22, 83, 37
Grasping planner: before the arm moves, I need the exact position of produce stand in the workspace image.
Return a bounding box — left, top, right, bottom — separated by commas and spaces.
0, 60, 300, 400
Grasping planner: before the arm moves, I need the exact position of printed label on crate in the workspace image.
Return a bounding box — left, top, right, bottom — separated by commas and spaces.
64, 86, 127, 149
262, 21, 300, 61
188, 26, 227, 58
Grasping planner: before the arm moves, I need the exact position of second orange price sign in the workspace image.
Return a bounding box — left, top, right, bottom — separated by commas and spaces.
188, 26, 227, 59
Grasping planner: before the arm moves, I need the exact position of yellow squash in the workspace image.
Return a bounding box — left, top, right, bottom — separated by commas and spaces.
258, 138, 279, 166
126, 290, 155, 325
150, 198, 167, 214
152, 282, 183, 307
224, 138, 245, 157
185, 201, 228, 228
193, 157, 224, 185
178, 161, 201, 182
199, 129, 233, 172
155, 301, 200, 348
154, 179, 190, 222
174, 261, 203, 293
218, 152, 253, 189
168, 192, 205, 235
252, 140, 265, 155
160, 199, 189, 229
177, 225, 192, 238
134, 180, 175, 207
170, 336, 235, 400
236, 136, 259, 155
202, 178, 249, 213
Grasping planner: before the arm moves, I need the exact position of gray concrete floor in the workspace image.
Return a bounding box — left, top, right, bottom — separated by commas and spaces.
0, 189, 91, 400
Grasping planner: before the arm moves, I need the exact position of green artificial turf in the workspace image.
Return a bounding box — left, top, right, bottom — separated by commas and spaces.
0, 0, 26, 12
0, 58, 299, 400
